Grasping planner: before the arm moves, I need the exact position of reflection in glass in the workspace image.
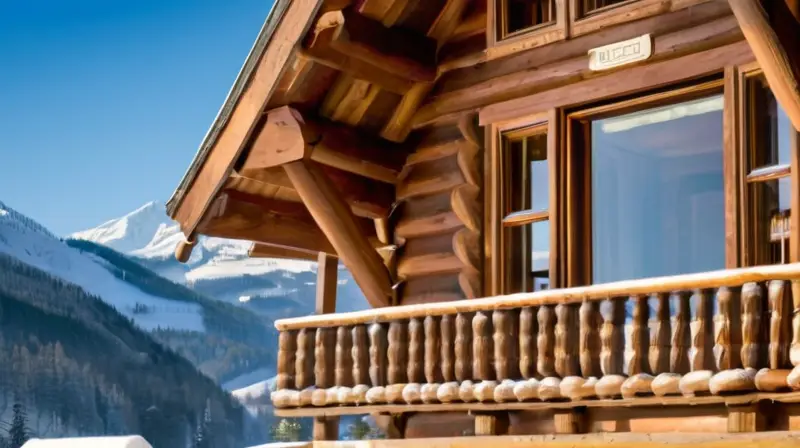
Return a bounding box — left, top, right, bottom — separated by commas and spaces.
591, 94, 725, 283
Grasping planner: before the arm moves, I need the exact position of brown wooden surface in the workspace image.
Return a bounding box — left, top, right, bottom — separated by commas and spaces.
316, 252, 339, 314
285, 161, 393, 308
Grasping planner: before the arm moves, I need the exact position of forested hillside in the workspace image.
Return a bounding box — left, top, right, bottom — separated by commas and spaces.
66, 239, 277, 383
0, 253, 245, 447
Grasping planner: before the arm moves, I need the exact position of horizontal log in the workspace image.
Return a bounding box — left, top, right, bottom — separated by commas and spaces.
242, 107, 407, 184
304, 9, 436, 92
196, 191, 336, 254
417, 5, 740, 127
398, 252, 466, 278
479, 40, 753, 125
396, 192, 465, 239
275, 262, 800, 330
397, 153, 471, 201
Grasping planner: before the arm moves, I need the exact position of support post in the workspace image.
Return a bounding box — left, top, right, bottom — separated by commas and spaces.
313, 252, 340, 439
285, 160, 393, 308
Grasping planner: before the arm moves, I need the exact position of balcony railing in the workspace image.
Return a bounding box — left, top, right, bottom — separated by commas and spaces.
271, 263, 800, 417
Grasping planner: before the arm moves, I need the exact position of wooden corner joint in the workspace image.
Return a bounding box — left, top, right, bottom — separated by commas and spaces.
239, 106, 319, 173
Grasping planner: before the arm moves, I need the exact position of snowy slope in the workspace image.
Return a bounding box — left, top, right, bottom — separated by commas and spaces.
70, 201, 370, 313
0, 200, 204, 332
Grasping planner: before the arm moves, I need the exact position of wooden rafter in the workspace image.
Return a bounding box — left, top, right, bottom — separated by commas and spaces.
196, 191, 336, 254
728, 0, 800, 131
248, 243, 319, 261
284, 160, 394, 308
303, 8, 437, 94
239, 106, 402, 218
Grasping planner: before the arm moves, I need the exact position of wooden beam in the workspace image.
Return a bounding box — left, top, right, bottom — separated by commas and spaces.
285, 160, 394, 308
728, 0, 800, 131
303, 9, 436, 94
196, 191, 336, 254
248, 243, 319, 261
316, 252, 339, 314
244, 106, 407, 184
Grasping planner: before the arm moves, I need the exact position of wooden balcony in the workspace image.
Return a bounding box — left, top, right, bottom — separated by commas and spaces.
271, 263, 800, 432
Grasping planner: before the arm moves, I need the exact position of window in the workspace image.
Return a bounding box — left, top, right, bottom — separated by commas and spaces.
568, 86, 727, 284
487, 0, 566, 59
576, 0, 630, 17
743, 74, 793, 265
501, 127, 552, 293
499, 0, 556, 38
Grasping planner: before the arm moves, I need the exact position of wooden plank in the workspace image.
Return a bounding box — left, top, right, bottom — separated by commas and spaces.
313, 416, 339, 441
275, 262, 800, 330
316, 252, 339, 314
728, 0, 800, 131
479, 41, 754, 125
308, 432, 800, 447
171, 0, 323, 239
285, 160, 393, 308
274, 389, 800, 418
723, 66, 741, 270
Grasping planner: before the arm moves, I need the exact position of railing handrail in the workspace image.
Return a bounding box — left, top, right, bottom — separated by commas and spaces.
275, 262, 800, 330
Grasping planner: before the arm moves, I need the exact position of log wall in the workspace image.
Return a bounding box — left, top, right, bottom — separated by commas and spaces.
394, 117, 484, 305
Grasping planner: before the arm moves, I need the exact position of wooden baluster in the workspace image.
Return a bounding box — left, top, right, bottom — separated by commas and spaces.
408, 318, 424, 383
768, 280, 791, 369
714, 286, 742, 370
473, 311, 493, 380
296, 328, 315, 390
600, 298, 625, 375
368, 323, 388, 387
335, 326, 353, 387
671, 292, 691, 374
455, 312, 472, 381
579, 300, 601, 377
626, 295, 649, 375
690, 289, 715, 371
441, 314, 456, 382
277, 330, 297, 390
315, 328, 335, 389
352, 325, 370, 385
791, 281, 800, 366
493, 310, 517, 380
425, 316, 442, 383
555, 304, 579, 377
740, 282, 764, 369
388, 321, 408, 384
649, 293, 671, 375
538, 306, 556, 377
519, 307, 538, 379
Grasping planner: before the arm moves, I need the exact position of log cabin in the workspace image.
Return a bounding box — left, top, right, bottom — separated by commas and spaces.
164, 0, 800, 445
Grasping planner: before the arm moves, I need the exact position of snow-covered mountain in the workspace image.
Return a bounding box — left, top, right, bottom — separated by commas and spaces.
70, 201, 370, 316
0, 200, 204, 332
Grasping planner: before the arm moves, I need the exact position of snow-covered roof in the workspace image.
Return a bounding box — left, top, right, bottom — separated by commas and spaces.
22, 436, 152, 448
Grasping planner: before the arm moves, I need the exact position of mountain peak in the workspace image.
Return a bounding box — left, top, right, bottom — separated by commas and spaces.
70, 201, 172, 253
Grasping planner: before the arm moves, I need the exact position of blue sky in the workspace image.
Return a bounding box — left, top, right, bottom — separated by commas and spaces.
0, 0, 274, 235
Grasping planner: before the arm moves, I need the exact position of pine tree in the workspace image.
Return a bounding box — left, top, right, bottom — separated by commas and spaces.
9, 402, 30, 448
193, 399, 212, 448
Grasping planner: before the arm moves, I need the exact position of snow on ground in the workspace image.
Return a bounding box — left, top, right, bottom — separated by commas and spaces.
23, 436, 152, 447
231, 377, 276, 403
0, 201, 205, 332
223, 367, 274, 391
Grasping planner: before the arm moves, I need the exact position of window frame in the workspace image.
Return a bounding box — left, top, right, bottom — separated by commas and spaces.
737, 64, 800, 266
485, 112, 563, 296
568, 0, 714, 38
486, 0, 567, 60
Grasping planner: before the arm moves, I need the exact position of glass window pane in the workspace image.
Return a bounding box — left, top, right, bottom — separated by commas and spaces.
751, 76, 792, 167
591, 94, 725, 283
507, 133, 548, 213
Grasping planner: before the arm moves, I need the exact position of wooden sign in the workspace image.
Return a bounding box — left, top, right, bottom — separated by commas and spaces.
588, 34, 652, 71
